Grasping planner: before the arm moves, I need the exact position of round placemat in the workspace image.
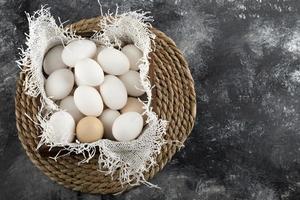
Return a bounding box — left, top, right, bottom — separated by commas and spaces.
15, 16, 196, 194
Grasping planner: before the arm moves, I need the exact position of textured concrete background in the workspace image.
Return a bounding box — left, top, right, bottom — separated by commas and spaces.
1, 0, 300, 199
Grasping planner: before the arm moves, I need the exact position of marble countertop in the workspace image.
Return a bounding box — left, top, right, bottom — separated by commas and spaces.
0, 0, 299, 199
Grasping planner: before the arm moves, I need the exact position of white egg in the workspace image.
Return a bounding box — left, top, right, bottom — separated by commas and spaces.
112, 112, 143, 142
121, 44, 143, 71
74, 86, 104, 116
99, 109, 120, 140
119, 70, 145, 96
48, 111, 75, 143
93, 45, 105, 59
74, 58, 104, 86
99, 75, 127, 110
74, 74, 84, 86
74, 77, 99, 89
45, 69, 74, 100
97, 47, 130, 75
62, 39, 97, 67
60, 96, 84, 122
43, 45, 67, 75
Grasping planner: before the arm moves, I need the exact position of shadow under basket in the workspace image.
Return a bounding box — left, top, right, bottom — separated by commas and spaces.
15, 16, 196, 194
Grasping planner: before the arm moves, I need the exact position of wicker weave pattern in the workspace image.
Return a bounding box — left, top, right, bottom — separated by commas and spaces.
15, 16, 196, 194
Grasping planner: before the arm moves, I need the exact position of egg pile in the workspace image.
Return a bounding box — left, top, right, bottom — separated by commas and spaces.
44, 39, 146, 143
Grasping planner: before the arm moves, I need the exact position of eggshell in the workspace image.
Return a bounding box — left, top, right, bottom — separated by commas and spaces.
99, 75, 127, 110
76, 117, 104, 143
62, 39, 97, 67
121, 97, 144, 114
45, 69, 74, 100
49, 111, 75, 143
93, 45, 105, 59
121, 44, 143, 71
97, 47, 130, 75
74, 58, 104, 86
43, 45, 67, 75
60, 96, 84, 122
99, 109, 120, 140
112, 112, 143, 142
74, 86, 104, 116
119, 70, 145, 96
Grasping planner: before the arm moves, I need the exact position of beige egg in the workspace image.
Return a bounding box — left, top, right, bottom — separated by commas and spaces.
62, 39, 97, 67
121, 44, 143, 71
99, 75, 127, 110
48, 111, 75, 143
99, 109, 120, 140
74, 58, 104, 86
60, 96, 84, 122
43, 45, 67, 75
112, 112, 143, 142
119, 70, 145, 96
45, 69, 74, 100
76, 117, 104, 143
121, 97, 144, 114
97, 47, 130, 75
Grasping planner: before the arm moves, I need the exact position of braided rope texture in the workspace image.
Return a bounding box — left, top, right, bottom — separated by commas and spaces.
15, 16, 196, 194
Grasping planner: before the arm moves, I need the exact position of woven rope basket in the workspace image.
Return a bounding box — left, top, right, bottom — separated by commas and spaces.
15, 16, 196, 194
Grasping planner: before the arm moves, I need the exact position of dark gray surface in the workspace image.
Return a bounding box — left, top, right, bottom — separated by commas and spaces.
1, 0, 300, 199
